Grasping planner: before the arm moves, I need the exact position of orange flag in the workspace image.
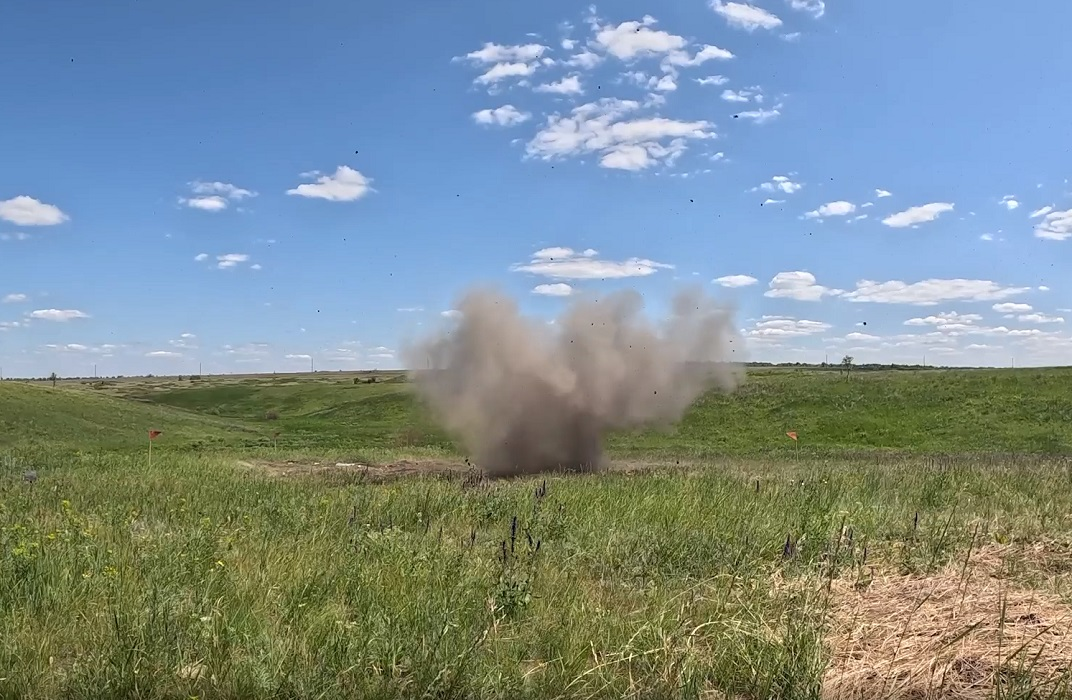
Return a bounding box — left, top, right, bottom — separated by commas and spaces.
149, 430, 162, 440
786, 431, 798, 441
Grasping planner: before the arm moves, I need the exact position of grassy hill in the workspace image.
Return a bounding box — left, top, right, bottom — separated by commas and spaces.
12, 365, 1060, 458
0, 381, 260, 452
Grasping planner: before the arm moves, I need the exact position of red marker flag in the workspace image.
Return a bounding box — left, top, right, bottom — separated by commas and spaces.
149, 430, 162, 440
786, 431, 798, 441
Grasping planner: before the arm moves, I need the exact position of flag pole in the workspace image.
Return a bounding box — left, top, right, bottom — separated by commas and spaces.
148, 431, 153, 467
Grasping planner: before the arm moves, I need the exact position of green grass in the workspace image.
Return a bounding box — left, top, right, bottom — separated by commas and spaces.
4, 367, 1072, 698
26, 366, 1072, 459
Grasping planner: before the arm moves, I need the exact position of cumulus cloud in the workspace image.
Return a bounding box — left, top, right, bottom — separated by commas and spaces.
710, 1, 783, 31
472, 105, 532, 126
881, 202, 955, 228
0, 196, 69, 226
533, 283, 574, 296
745, 315, 831, 338
1029, 205, 1053, 219
1034, 209, 1072, 241
286, 166, 372, 202
1000, 194, 1020, 210
786, 0, 825, 18
216, 253, 250, 269
714, 274, 758, 288
875, 189, 892, 198
992, 303, 1032, 313
804, 201, 856, 219
534, 75, 585, 95
754, 175, 803, 195
591, 15, 687, 60
511, 246, 673, 280
525, 98, 715, 171
2, 293, 27, 303
764, 271, 841, 301
29, 309, 89, 322
844, 278, 1031, 305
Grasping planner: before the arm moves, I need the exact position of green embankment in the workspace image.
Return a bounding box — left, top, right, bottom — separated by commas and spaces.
4, 366, 1072, 457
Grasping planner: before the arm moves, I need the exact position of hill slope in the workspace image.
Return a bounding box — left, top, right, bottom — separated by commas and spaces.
0, 381, 259, 452
128, 367, 1072, 457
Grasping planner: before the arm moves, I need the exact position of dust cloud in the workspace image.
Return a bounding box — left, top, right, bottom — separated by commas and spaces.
403, 286, 744, 477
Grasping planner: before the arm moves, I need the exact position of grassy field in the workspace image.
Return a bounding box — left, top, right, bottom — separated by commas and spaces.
3, 367, 1072, 698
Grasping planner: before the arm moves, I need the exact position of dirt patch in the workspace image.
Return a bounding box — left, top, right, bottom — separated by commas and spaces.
236, 458, 468, 483
824, 544, 1072, 698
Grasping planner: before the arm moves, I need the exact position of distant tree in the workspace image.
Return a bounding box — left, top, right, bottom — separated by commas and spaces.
840, 355, 854, 380
49, 372, 58, 388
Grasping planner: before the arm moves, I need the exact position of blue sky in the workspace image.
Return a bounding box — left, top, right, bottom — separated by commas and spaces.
2, 0, 1071, 377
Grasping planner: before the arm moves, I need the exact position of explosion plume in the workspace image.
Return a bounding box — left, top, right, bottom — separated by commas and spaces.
404, 285, 744, 476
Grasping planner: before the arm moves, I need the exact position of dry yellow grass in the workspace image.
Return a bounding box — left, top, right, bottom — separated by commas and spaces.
824, 543, 1072, 699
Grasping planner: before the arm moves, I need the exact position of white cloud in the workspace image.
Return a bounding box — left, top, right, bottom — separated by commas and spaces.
476, 62, 537, 85
786, 0, 825, 18
0, 321, 22, 331
735, 106, 781, 123
534, 75, 584, 95
875, 189, 892, 198
721, 89, 753, 103
29, 309, 89, 322
286, 166, 372, 202
905, 311, 985, 329
512, 246, 672, 280
781, 32, 801, 41
592, 15, 687, 60
441, 310, 463, 319
0, 232, 31, 242
461, 42, 549, 64
714, 274, 758, 287
696, 75, 729, 86
0, 196, 69, 226
1000, 195, 1020, 210
2, 293, 27, 303
216, 253, 250, 269
180, 180, 255, 211
566, 50, 603, 70
1019, 313, 1064, 324
526, 98, 715, 171
746, 315, 831, 338
881, 202, 955, 228
762, 198, 784, 206
146, 350, 182, 359
845, 332, 880, 342
194, 253, 208, 262
662, 45, 735, 69
285, 353, 312, 360
182, 195, 228, 211
710, 1, 783, 31
473, 104, 532, 126
764, 271, 841, 301
1034, 209, 1072, 241
992, 302, 1032, 313
1029, 205, 1053, 219
533, 283, 574, 296
979, 233, 995, 241
755, 175, 802, 195
843, 279, 1031, 305
805, 200, 856, 219
189, 181, 256, 200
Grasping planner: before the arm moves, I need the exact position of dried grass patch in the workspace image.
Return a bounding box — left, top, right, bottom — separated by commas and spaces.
824, 544, 1072, 699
